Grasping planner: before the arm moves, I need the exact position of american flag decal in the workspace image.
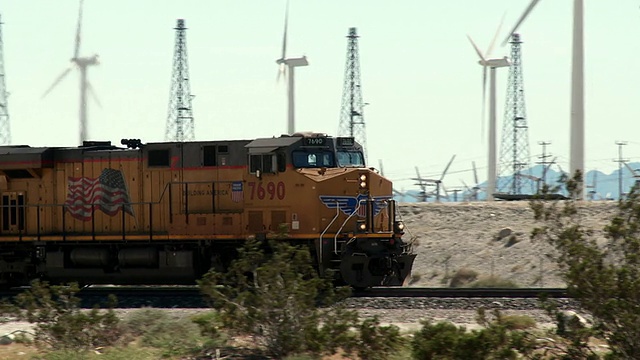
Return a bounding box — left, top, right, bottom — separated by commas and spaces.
231, 181, 243, 203
64, 168, 134, 221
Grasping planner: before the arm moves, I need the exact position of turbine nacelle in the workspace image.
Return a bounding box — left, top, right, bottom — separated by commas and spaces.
283, 56, 308, 67
479, 56, 510, 68
73, 54, 100, 67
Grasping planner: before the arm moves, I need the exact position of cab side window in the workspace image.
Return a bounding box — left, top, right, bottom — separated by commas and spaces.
307, 154, 317, 167
292, 151, 335, 168
250, 154, 274, 174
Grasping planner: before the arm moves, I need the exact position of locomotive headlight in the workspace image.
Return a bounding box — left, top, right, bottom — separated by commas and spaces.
357, 220, 367, 232
394, 221, 405, 233
359, 174, 368, 189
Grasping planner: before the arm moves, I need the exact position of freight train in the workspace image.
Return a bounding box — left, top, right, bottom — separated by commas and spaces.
0, 132, 415, 288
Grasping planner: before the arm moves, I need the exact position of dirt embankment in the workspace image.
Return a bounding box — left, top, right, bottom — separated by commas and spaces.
399, 201, 618, 288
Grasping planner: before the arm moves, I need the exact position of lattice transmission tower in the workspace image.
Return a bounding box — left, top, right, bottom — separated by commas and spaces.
338, 27, 367, 161
497, 33, 532, 195
0, 15, 10, 145
165, 19, 195, 142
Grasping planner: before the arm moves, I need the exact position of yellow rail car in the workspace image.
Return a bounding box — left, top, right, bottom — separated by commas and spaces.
0, 133, 415, 288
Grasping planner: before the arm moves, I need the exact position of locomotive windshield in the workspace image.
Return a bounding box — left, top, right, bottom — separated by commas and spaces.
292, 150, 335, 168
337, 151, 365, 167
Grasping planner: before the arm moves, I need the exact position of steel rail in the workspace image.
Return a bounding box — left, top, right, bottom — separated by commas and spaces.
353, 287, 568, 298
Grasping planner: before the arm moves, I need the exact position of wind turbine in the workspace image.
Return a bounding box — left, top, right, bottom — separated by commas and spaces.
504, 0, 585, 199
467, 29, 510, 201
276, 0, 308, 135
461, 161, 483, 201
412, 167, 432, 202
42, 0, 99, 145
412, 155, 456, 203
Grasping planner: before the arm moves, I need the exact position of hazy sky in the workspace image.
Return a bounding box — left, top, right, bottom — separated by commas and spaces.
2, 0, 640, 192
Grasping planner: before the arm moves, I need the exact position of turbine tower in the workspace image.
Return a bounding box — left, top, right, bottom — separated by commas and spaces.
468, 33, 510, 201
0, 15, 10, 145
165, 19, 195, 142
276, 0, 308, 135
496, 33, 533, 195
338, 27, 367, 161
505, 0, 585, 199
42, 0, 99, 145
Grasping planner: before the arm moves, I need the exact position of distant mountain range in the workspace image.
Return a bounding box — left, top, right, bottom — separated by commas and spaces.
394, 162, 640, 202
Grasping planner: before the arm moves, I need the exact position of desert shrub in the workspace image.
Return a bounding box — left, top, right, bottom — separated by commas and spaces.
35, 347, 160, 360
121, 308, 213, 357
199, 238, 405, 359
500, 314, 536, 330
190, 310, 225, 340
13, 280, 122, 351
408, 273, 422, 285
467, 275, 519, 288
342, 316, 407, 360
411, 309, 538, 359
448, 268, 478, 287
529, 171, 640, 358
283, 355, 317, 360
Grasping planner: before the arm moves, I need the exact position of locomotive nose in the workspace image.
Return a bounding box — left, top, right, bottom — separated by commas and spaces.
340, 251, 417, 288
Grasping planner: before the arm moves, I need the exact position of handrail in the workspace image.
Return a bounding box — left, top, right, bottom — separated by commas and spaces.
319, 201, 341, 257
0, 179, 244, 240
334, 198, 367, 254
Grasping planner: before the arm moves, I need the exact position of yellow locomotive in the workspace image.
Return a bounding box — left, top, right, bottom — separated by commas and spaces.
0, 132, 415, 288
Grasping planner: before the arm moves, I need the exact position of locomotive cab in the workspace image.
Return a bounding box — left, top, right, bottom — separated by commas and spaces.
245, 132, 416, 288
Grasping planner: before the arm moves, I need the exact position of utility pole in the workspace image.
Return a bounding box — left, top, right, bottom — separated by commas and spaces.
450, 189, 462, 202
0, 15, 10, 145
536, 141, 552, 188
614, 141, 628, 200
338, 28, 367, 162
165, 19, 195, 142
497, 34, 532, 195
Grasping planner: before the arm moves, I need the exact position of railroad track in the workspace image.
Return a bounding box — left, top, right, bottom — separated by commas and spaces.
352, 287, 568, 299
0, 286, 569, 309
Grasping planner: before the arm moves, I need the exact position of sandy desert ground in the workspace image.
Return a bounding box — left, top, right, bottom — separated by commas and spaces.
400, 200, 620, 288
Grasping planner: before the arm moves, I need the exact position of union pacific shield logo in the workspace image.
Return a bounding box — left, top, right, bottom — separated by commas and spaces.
319, 195, 391, 218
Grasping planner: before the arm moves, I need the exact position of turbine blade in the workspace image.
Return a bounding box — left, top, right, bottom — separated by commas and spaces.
441, 184, 449, 198
502, 0, 541, 46
461, 180, 471, 192
276, 63, 286, 83
486, 11, 507, 58
74, 0, 84, 59
466, 35, 486, 62
87, 81, 102, 108
472, 161, 479, 185
624, 162, 637, 176
281, 0, 289, 60
42, 67, 73, 99
440, 155, 456, 181
545, 156, 557, 173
